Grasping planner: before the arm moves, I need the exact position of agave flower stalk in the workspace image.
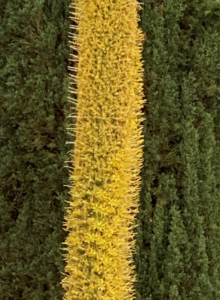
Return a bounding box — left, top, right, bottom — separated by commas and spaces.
61, 0, 146, 299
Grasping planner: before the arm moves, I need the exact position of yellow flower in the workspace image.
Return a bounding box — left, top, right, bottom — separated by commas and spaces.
62, 0, 145, 298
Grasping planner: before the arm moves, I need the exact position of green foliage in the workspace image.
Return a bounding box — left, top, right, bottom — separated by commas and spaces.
0, 0, 72, 299
135, 0, 220, 298
2, 0, 220, 298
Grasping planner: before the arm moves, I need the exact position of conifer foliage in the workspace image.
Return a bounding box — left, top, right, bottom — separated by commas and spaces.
61, 0, 145, 299
0, 1, 71, 299
134, 0, 220, 299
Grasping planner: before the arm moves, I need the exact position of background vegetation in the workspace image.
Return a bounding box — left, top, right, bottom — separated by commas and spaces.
1, 0, 220, 299
134, 0, 220, 299
0, 1, 72, 299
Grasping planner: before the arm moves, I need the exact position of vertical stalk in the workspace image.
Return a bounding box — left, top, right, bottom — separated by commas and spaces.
61, 0, 146, 299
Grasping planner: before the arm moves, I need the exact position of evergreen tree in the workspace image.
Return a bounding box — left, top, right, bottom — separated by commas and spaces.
135, 0, 220, 299
0, 1, 71, 299
189, 1, 220, 297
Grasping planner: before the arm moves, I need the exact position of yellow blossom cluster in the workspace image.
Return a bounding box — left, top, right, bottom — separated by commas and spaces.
61, 0, 146, 299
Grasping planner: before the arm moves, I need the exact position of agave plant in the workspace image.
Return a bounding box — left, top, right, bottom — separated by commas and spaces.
61, 0, 146, 299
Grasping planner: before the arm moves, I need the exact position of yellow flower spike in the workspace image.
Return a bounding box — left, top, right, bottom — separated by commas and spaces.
61, 0, 145, 299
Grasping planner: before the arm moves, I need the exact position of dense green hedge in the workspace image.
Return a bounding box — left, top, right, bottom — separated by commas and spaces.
0, 1, 72, 299
134, 0, 220, 299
